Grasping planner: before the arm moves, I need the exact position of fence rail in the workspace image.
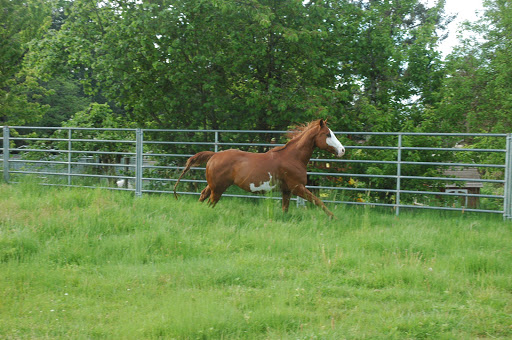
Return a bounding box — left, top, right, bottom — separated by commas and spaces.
1, 126, 511, 219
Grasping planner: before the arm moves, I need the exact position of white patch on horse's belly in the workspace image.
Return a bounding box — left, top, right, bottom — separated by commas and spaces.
249, 173, 276, 192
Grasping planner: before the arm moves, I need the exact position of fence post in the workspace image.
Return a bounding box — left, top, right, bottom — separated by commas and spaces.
214, 131, 219, 153
3, 127, 9, 183
396, 133, 402, 216
135, 128, 143, 197
67, 129, 72, 186
509, 134, 512, 219
504, 134, 512, 220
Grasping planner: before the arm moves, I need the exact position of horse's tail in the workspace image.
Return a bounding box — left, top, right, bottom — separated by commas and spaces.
173, 151, 215, 199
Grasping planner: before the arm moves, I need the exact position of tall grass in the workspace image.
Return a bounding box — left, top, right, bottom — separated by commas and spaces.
1, 180, 511, 339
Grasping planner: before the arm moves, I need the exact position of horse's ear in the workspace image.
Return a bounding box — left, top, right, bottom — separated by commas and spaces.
319, 119, 326, 127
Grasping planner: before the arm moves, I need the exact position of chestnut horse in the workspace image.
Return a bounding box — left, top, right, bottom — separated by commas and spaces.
173, 119, 345, 218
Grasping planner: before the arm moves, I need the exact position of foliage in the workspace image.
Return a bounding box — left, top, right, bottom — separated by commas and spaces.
3, 0, 509, 138
417, 0, 512, 177
38, 76, 92, 128
426, 0, 512, 134
21, 0, 450, 132
349, 0, 448, 131
0, 0, 53, 125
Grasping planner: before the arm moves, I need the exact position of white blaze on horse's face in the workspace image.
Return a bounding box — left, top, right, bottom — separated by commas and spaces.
249, 172, 277, 193
326, 129, 345, 157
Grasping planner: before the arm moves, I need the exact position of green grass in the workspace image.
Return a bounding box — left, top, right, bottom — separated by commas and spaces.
1, 180, 511, 339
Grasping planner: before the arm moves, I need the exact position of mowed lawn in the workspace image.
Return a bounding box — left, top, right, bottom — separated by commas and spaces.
1, 182, 511, 339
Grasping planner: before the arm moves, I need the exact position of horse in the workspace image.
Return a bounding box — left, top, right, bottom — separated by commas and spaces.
173, 119, 345, 218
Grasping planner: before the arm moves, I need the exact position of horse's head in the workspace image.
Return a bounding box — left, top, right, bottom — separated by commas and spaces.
314, 119, 345, 157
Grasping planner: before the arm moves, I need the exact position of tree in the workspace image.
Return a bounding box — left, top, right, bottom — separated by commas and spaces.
25, 0, 453, 133
38, 76, 91, 127
411, 0, 512, 188
347, 0, 450, 132
0, 0, 52, 125
429, 0, 512, 134
30, 0, 357, 130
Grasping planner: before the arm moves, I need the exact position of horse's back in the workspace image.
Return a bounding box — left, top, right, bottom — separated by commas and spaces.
207, 149, 276, 171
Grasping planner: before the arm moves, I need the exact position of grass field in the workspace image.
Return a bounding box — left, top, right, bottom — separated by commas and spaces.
1, 181, 511, 339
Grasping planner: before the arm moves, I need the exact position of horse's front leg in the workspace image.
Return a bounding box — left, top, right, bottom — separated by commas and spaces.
292, 185, 336, 219
281, 190, 291, 212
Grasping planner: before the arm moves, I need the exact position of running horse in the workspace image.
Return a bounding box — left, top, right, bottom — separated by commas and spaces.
173, 119, 345, 218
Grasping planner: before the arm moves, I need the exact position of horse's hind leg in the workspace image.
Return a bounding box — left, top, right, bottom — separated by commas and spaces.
282, 190, 291, 212
199, 185, 211, 203
207, 190, 223, 208
206, 183, 230, 208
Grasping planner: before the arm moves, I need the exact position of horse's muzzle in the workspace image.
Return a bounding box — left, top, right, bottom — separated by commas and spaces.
337, 147, 345, 157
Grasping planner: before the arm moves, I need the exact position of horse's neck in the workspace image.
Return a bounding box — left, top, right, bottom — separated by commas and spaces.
283, 131, 315, 165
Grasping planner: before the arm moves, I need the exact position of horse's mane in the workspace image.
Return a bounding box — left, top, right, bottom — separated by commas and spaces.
270, 119, 322, 153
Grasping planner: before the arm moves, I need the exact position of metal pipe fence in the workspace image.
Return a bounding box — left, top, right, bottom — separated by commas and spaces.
1, 126, 511, 219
